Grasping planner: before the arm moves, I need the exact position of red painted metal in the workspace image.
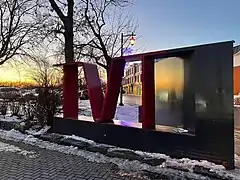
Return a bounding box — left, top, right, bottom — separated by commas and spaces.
83, 63, 104, 121
141, 56, 155, 129
53, 62, 83, 67
57, 56, 155, 127
63, 64, 78, 119
100, 58, 126, 122
54, 61, 126, 123
57, 57, 156, 127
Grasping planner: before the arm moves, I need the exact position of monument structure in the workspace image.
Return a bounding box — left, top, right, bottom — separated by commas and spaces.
52, 41, 235, 169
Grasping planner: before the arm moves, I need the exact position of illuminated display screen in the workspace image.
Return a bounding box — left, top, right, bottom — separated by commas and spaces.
154, 57, 184, 127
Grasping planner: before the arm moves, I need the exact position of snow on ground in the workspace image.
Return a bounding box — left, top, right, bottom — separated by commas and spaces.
57, 100, 139, 122
1, 99, 240, 178
26, 125, 51, 136
77, 100, 138, 122
0, 115, 22, 122
65, 132, 240, 176
0, 128, 240, 179
115, 105, 138, 122
0, 141, 37, 158
64, 134, 96, 145
55, 114, 94, 122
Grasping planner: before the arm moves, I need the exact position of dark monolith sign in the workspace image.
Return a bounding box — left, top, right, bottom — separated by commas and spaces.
52, 41, 234, 169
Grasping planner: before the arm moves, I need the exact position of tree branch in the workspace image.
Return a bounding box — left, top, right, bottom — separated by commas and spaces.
49, 0, 66, 23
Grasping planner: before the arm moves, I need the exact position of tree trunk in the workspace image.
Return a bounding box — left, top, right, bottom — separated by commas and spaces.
106, 56, 112, 79
64, 24, 74, 63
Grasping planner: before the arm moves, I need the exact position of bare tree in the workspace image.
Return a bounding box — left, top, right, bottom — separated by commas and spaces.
35, 0, 87, 63
35, 0, 136, 75
24, 47, 62, 126
24, 46, 62, 87
75, 0, 139, 76
0, 0, 40, 65
30, 62, 61, 88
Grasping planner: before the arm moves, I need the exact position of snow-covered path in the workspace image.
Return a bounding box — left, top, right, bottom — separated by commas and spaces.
1, 99, 240, 179
0, 128, 240, 180
0, 137, 138, 180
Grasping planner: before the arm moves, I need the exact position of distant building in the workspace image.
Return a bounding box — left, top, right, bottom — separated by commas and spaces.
123, 63, 142, 95
78, 65, 107, 91
98, 66, 107, 83
234, 45, 240, 95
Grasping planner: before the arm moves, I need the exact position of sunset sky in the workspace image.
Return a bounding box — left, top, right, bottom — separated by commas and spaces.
0, 63, 24, 82
154, 57, 184, 92
1, 0, 240, 82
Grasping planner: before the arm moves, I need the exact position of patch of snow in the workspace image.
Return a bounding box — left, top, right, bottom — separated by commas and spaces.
20, 122, 25, 126
78, 100, 138, 122
64, 134, 96, 145
173, 127, 189, 133
0, 141, 37, 158
115, 105, 138, 122
109, 147, 227, 173
78, 100, 91, 109
26, 126, 51, 136
77, 115, 93, 121
55, 114, 94, 121
0, 129, 240, 179
0, 115, 22, 122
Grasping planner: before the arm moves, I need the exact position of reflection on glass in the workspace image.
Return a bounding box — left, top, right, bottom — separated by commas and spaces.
154, 57, 184, 127
195, 94, 207, 113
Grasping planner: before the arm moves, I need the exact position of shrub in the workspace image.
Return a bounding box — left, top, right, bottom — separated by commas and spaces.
9, 101, 21, 117
35, 87, 61, 127
23, 101, 36, 122
22, 93, 37, 102
0, 101, 8, 116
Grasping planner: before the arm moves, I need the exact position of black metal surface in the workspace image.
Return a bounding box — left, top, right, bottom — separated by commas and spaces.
51, 117, 234, 169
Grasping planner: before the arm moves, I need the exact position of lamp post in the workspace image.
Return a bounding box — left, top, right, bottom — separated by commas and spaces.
119, 32, 136, 106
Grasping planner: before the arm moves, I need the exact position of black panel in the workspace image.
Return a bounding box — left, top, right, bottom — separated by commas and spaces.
51, 117, 234, 169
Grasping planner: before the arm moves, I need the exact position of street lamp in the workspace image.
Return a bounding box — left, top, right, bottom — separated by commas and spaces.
129, 35, 135, 46
119, 32, 136, 106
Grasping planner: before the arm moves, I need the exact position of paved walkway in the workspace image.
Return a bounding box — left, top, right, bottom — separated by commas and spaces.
0, 138, 141, 180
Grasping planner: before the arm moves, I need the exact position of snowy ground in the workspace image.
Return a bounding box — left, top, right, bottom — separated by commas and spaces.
0, 141, 38, 158
79, 100, 139, 122
56, 100, 139, 122
0, 128, 240, 179
0, 114, 22, 122
1, 99, 240, 178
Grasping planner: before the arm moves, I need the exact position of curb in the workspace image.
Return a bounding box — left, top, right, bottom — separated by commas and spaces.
37, 133, 166, 167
